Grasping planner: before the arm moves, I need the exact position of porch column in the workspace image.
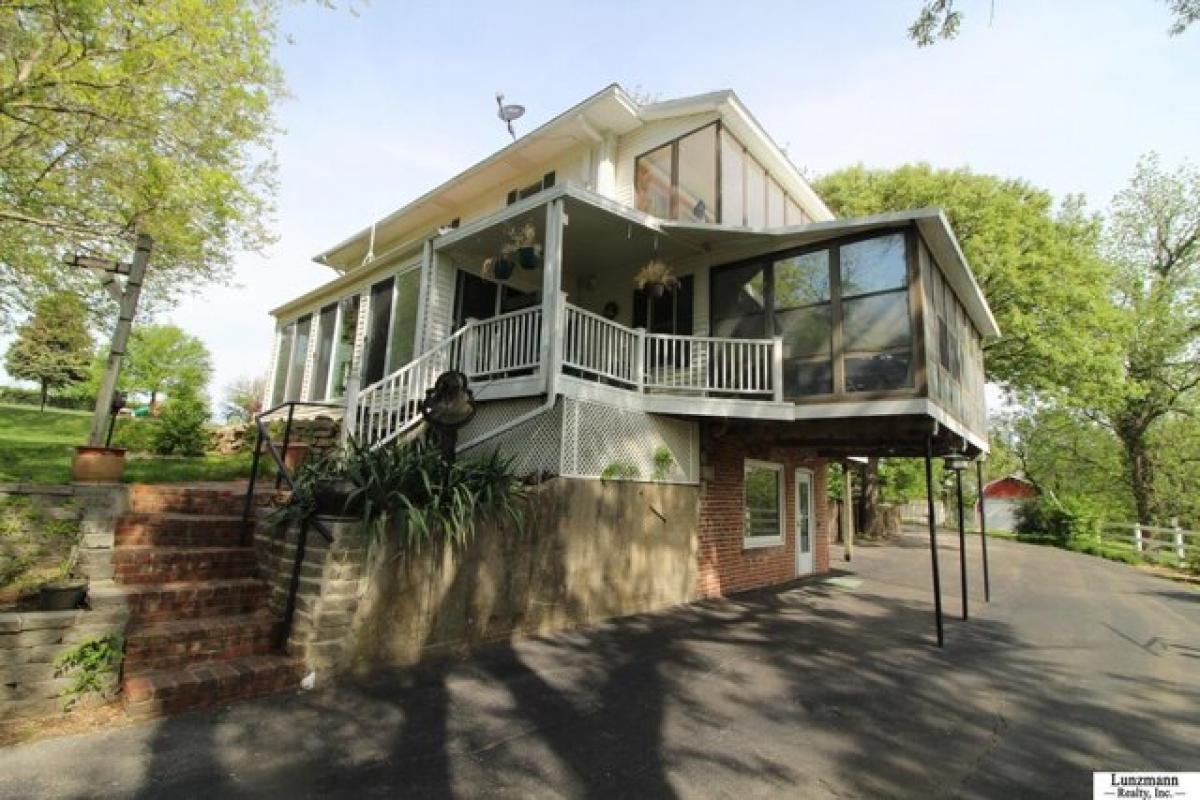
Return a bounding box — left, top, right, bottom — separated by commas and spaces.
976, 459, 991, 602
924, 436, 945, 647
955, 468, 968, 621
841, 463, 854, 562
541, 198, 566, 397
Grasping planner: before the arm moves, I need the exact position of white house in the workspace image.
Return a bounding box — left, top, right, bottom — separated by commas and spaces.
263, 84, 997, 593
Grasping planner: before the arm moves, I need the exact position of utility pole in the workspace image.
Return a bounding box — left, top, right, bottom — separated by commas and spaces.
73, 234, 153, 446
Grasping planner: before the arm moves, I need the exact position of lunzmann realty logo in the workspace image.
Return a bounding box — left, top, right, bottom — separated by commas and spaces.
1094, 773, 1199, 799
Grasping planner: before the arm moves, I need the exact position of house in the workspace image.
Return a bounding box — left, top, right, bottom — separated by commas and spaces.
980, 475, 1037, 532
264, 84, 997, 600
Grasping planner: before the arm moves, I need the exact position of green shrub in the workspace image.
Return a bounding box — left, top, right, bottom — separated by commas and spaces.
108, 417, 160, 453
652, 446, 675, 481
54, 635, 123, 709
600, 461, 640, 482
1015, 495, 1101, 545
152, 396, 212, 456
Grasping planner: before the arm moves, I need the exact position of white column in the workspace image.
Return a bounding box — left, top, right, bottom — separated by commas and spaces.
772, 336, 784, 402
1173, 519, 1185, 564
1134, 523, 1144, 553
413, 237, 433, 356
541, 199, 566, 397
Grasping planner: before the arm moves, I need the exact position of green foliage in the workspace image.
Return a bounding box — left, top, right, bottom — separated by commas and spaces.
0, 495, 81, 606
121, 325, 213, 405
108, 417, 160, 454
54, 635, 122, 709
651, 446, 675, 481
0, 0, 292, 323
0, 385, 91, 411
1015, 495, 1101, 545
151, 396, 212, 456
274, 438, 527, 554
221, 375, 267, 423
4, 293, 94, 408
907, 1, 1198, 45
600, 461, 640, 482
814, 164, 1117, 398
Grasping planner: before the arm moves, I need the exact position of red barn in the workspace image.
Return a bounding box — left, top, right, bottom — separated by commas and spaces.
980, 476, 1038, 531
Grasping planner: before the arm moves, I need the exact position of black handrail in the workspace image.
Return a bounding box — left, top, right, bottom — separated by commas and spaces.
240, 400, 343, 651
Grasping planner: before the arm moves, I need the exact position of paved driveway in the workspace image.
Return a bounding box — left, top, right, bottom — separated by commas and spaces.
0, 533, 1196, 799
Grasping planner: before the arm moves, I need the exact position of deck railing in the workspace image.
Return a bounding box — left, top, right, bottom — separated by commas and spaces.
643, 332, 779, 397
463, 305, 542, 382
562, 304, 640, 388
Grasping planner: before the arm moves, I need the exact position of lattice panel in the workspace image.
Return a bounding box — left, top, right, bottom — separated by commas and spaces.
460, 399, 562, 477
562, 397, 698, 484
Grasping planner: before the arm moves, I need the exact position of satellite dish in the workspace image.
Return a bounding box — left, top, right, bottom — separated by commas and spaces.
495, 92, 525, 141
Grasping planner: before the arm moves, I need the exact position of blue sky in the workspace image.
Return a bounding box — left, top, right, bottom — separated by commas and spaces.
8, 1, 1200, 405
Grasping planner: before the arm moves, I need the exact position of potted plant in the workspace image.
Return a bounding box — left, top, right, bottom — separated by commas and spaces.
634, 258, 680, 299
482, 255, 515, 281
509, 222, 542, 270
282, 441, 310, 473
71, 446, 126, 483
39, 575, 87, 611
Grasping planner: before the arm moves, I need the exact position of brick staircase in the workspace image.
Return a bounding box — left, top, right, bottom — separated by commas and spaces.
89, 484, 304, 719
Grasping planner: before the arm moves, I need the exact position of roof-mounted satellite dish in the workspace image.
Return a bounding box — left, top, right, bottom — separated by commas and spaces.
496, 92, 525, 141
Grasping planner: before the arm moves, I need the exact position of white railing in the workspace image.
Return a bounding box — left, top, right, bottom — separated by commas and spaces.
643, 332, 779, 398
562, 304, 640, 387
463, 305, 542, 382
1100, 522, 1198, 568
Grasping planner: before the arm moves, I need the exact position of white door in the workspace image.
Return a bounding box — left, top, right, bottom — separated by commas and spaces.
796, 470, 814, 575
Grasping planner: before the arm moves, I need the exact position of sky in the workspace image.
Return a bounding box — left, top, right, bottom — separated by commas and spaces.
6, 0, 1200, 406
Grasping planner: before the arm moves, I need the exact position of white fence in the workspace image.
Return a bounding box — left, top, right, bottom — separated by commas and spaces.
463, 306, 542, 382
562, 304, 640, 387
1100, 522, 1198, 568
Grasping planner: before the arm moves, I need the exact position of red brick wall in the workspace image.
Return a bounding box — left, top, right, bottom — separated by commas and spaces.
696, 425, 829, 598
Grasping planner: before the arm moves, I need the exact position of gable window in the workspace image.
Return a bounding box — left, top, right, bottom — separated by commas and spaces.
744, 460, 785, 548
635, 124, 717, 223
718, 127, 803, 228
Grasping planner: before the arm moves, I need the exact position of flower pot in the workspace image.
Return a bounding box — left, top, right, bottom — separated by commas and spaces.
313, 480, 364, 518
283, 442, 310, 473
39, 579, 87, 611
648, 282, 666, 299
71, 446, 126, 484
516, 246, 541, 270
493, 257, 515, 280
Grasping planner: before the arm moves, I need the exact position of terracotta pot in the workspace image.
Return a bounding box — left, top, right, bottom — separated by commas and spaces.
71, 446, 126, 484
283, 442, 311, 473
39, 579, 87, 611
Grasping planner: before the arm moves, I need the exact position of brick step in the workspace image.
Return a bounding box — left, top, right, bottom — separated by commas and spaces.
115, 513, 245, 547
113, 546, 258, 584
127, 484, 278, 516
122, 654, 305, 719
89, 579, 269, 622
123, 611, 280, 672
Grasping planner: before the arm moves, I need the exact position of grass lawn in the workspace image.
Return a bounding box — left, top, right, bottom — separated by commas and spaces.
0, 403, 268, 485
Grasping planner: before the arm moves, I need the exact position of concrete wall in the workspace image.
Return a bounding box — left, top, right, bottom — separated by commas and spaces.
347, 478, 699, 669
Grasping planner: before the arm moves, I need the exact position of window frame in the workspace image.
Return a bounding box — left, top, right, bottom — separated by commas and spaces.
743, 459, 786, 549
635, 122, 721, 223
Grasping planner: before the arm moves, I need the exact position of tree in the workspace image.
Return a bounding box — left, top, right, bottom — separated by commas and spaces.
0, 1, 342, 325
814, 163, 1118, 399
909, 0, 1199, 46
4, 292, 94, 409
121, 324, 212, 407
221, 374, 267, 423
1079, 154, 1200, 524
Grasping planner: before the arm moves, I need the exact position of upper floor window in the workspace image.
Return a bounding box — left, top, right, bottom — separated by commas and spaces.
719, 128, 806, 228
635, 124, 717, 223
506, 172, 556, 206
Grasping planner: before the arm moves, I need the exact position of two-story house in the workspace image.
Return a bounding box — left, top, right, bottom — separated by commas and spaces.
264, 84, 996, 596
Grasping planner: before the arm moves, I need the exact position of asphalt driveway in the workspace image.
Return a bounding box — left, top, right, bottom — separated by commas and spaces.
0, 533, 1196, 799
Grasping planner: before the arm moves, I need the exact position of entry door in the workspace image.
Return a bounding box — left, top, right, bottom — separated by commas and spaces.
796, 470, 814, 574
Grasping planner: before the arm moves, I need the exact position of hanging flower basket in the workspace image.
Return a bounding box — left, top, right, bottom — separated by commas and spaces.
483, 256, 516, 281
633, 258, 680, 299
516, 245, 542, 270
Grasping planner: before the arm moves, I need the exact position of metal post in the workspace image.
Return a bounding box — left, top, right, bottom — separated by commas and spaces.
924, 437, 945, 647
976, 459, 990, 602
1134, 523, 1144, 554
955, 469, 968, 621
841, 464, 854, 561
88, 234, 152, 446
1173, 519, 1185, 565
275, 403, 296, 490
242, 424, 264, 545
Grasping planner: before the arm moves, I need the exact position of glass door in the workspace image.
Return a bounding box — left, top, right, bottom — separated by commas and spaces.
796, 470, 814, 574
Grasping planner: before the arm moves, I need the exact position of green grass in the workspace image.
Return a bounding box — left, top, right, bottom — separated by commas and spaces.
0, 403, 268, 485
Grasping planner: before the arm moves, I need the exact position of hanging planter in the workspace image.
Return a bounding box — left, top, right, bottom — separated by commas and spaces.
633, 258, 680, 299
482, 256, 516, 281
516, 245, 542, 270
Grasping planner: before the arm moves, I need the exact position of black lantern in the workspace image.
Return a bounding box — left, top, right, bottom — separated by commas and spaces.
943, 448, 970, 473
104, 391, 128, 448
420, 371, 477, 463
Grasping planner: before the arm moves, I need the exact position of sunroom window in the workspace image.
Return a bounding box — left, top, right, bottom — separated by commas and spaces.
329, 295, 360, 399
744, 460, 785, 548
310, 303, 338, 400
839, 233, 913, 392
635, 124, 717, 223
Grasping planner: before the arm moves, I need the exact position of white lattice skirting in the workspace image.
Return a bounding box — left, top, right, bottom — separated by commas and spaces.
460, 396, 699, 484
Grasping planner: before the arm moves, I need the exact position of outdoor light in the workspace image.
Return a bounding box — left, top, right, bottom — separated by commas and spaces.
943, 449, 970, 473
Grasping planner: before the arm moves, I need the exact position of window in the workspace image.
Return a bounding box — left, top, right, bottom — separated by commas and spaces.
720, 132, 745, 226
774, 251, 833, 395
386, 269, 420, 373
745, 157, 766, 227
506, 172, 556, 205
284, 314, 311, 401
310, 303, 338, 400
329, 295, 359, 399
635, 124, 717, 222
361, 278, 394, 385
766, 178, 785, 227
744, 460, 785, 547
839, 233, 912, 392
270, 323, 295, 407
711, 262, 766, 339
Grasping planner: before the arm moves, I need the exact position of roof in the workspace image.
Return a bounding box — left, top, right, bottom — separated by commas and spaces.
310, 84, 833, 270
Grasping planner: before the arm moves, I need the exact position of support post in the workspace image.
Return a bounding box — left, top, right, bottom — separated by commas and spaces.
540, 199, 566, 397
955, 469, 968, 620
841, 463, 854, 561
88, 234, 152, 446
634, 327, 646, 392
1134, 523, 1143, 554
976, 459, 991, 602
1173, 519, 1185, 565
771, 336, 784, 402
924, 436, 945, 647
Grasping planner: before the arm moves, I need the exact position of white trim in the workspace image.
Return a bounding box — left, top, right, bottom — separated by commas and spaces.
795, 468, 814, 575
743, 459, 786, 549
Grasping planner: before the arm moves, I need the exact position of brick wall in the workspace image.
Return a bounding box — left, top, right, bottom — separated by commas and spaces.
696, 424, 829, 597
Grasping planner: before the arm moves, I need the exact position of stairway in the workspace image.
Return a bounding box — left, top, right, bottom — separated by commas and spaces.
90, 484, 304, 719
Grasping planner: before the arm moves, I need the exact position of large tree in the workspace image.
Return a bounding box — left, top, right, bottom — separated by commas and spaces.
909, 0, 1199, 45
0, 0, 312, 324
814, 164, 1117, 397
4, 292, 94, 409
121, 324, 212, 406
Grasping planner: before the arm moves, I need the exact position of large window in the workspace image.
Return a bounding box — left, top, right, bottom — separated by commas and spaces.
744, 460, 785, 548
386, 269, 421, 373
270, 323, 295, 407
362, 277, 394, 385
329, 295, 360, 399
710, 230, 915, 397
635, 124, 716, 223
284, 314, 311, 402
310, 303, 338, 400
718, 128, 802, 228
